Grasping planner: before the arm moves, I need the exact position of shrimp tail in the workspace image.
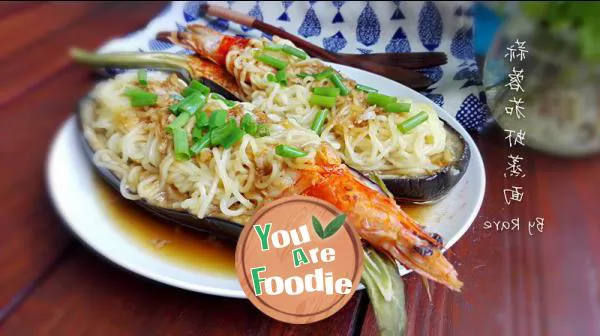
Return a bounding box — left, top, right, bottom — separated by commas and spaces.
289, 145, 463, 291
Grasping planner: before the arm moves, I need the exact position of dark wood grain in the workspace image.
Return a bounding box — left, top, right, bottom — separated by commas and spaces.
1, 245, 365, 335
0, 1, 167, 107
2, 2, 600, 336
0, 0, 167, 315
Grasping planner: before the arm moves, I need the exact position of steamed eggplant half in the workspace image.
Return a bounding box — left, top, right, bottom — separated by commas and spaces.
70, 49, 470, 205
76, 95, 244, 241
380, 122, 471, 204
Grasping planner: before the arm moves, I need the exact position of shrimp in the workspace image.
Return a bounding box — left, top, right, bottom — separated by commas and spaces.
286, 144, 463, 292
69, 48, 245, 100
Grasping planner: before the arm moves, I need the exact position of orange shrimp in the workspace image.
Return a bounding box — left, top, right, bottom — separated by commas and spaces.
158, 25, 249, 67
285, 144, 463, 291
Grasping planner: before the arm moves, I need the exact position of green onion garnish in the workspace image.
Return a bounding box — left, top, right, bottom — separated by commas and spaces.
196, 111, 209, 128
310, 110, 328, 135
241, 114, 258, 136
166, 112, 191, 134
190, 133, 211, 155
208, 109, 228, 129
314, 69, 334, 80
137, 69, 148, 86
296, 72, 311, 79
210, 93, 237, 107
267, 73, 277, 82
210, 119, 236, 146
192, 127, 204, 142
124, 88, 157, 107
367, 92, 397, 107
397, 111, 429, 134
275, 144, 308, 158
313, 86, 340, 97
264, 43, 283, 51
329, 72, 350, 96
186, 80, 211, 96
172, 128, 190, 161
309, 94, 336, 108
256, 124, 270, 137
356, 84, 378, 93
221, 127, 245, 149
281, 45, 308, 60
275, 69, 287, 85
254, 52, 288, 70
385, 102, 411, 113
176, 92, 206, 115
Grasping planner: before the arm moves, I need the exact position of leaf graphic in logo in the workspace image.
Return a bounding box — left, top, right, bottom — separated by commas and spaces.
312, 216, 325, 239
323, 214, 347, 239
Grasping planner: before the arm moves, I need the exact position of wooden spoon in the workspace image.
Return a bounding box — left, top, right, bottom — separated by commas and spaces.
201, 4, 434, 90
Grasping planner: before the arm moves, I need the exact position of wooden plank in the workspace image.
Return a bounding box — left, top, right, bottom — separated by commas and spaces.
0, 1, 167, 311
0, 1, 168, 107
1, 245, 365, 335
0, 2, 102, 59
0, 2, 44, 21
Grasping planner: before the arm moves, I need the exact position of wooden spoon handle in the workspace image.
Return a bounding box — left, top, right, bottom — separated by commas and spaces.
203, 4, 336, 62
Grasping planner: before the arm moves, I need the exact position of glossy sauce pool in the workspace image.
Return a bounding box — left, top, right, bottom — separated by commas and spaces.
95, 179, 432, 276
95, 179, 236, 277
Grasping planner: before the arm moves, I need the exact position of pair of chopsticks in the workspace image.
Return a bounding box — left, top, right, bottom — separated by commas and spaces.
200, 4, 446, 90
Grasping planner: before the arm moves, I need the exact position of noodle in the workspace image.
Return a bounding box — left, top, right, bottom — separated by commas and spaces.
83, 71, 319, 224
226, 37, 451, 176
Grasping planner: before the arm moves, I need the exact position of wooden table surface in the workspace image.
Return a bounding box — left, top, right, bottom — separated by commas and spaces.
1, 2, 599, 335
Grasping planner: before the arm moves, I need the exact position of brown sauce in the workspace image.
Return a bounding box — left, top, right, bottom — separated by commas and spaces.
94, 178, 433, 277
95, 178, 236, 277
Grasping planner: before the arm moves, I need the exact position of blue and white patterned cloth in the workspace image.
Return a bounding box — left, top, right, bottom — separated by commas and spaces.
98, 1, 489, 132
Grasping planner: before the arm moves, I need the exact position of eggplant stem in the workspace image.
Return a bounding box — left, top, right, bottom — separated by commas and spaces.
69, 48, 193, 81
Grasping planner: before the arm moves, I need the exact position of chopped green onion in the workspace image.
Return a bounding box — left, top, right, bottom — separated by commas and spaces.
275, 69, 287, 85
190, 133, 211, 155
397, 111, 429, 134
296, 72, 311, 79
309, 94, 336, 108
275, 144, 308, 158
124, 88, 157, 107
367, 92, 397, 107
186, 80, 210, 96
172, 128, 190, 161
356, 83, 378, 93
267, 73, 277, 82
192, 127, 204, 141
281, 45, 308, 60
256, 124, 270, 137
385, 102, 411, 113
210, 119, 236, 146
254, 52, 288, 70
312, 87, 340, 97
176, 92, 206, 115
208, 109, 228, 129
314, 69, 334, 80
221, 127, 245, 149
137, 69, 148, 86
329, 72, 350, 96
210, 93, 237, 107
241, 114, 258, 136
264, 43, 283, 51
166, 112, 191, 134
310, 110, 328, 135
195, 111, 209, 128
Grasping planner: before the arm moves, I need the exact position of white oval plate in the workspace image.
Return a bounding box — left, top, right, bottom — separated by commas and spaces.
46, 63, 486, 299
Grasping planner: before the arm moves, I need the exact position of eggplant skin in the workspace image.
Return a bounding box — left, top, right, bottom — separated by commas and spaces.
75, 96, 243, 242
382, 124, 471, 204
